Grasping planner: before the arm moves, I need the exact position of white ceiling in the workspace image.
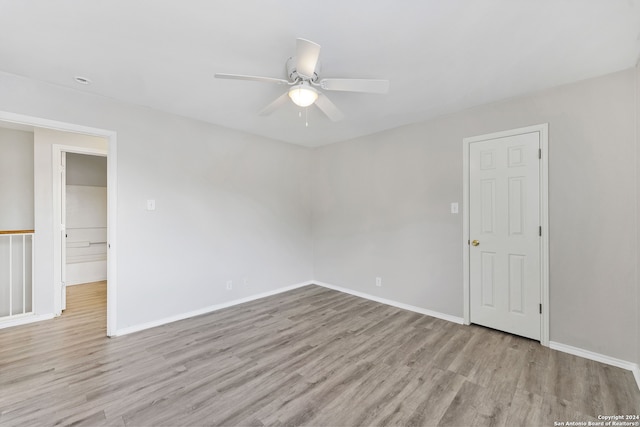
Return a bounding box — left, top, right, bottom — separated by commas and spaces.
0, 1, 639, 147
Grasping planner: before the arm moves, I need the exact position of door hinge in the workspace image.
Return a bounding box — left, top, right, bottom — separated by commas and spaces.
538, 148, 541, 159
539, 303, 542, 314
539, 226, 542, 236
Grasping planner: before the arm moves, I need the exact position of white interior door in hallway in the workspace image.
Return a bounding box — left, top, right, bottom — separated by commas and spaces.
469, 130, 541, 340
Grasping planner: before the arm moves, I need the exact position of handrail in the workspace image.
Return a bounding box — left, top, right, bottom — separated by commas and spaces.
0, 230, 35, 235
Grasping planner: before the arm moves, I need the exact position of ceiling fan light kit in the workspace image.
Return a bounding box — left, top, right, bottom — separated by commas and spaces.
215, 38, 389, 121
288, 82, 318, 107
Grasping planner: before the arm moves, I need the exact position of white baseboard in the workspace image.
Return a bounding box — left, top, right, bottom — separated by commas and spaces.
114, 281, 314, 337
0, 313, 56, 329
67, 279, 108, 286
66, 260, 107, 285
550, 341, 640, 391
313, 281, 464, 325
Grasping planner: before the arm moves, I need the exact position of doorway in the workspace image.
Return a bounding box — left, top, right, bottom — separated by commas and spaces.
61, 152, 108, 311
463, 124, 549, 344
53, 144, 107, 316
0, 110, 118, 337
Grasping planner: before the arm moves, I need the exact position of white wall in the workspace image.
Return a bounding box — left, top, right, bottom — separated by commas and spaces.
1, 71, 313, 331
0, 127, 33, 230
66, 152, 107, 186
313, 68, 637, 362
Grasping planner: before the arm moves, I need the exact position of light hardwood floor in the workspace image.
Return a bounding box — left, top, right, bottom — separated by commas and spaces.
1, 281, 639, 426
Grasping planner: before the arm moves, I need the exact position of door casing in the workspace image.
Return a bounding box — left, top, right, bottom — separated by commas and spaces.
463, 124, 549, 345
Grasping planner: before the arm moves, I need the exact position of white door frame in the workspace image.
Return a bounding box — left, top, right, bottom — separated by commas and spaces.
463, 124, 549, 345
53, 144, 107, 315
0, 111, 118, 337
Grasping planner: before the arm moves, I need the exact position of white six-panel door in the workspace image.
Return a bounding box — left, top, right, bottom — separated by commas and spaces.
469, 131, 541, 340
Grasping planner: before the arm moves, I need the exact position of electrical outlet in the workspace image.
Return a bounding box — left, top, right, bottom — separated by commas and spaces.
226, 280, 233, 290
376, 277, 382, 287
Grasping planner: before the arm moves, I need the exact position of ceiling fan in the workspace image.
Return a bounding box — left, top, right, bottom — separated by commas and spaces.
215, 38, 390, 121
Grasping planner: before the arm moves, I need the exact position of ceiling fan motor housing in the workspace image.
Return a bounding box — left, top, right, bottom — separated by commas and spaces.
286, 57, 320, 82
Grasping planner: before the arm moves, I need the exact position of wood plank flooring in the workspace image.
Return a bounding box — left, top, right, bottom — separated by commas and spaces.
1, 281, 639, 426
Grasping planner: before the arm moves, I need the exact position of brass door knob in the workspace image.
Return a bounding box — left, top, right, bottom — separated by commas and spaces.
471, 240, 480, 246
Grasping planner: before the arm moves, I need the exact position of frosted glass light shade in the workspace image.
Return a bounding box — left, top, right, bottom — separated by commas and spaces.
288, 83, 318, 107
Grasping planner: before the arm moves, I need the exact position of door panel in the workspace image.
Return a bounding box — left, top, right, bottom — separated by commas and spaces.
481, 179, 496, 234
481, 252, 496, 307
508, 254, 525, 313
469, 132, 540, 340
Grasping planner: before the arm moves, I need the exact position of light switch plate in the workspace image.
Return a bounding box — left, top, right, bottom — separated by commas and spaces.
451, 202, 459, 214
146, 199, 156, 211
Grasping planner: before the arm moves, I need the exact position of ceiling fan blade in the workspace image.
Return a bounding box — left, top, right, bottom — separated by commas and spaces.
319, 78, 390, 94
215, 73, 289, 85
314, 94, 345, 122
296, 38, 321, 79
259, 92, 290, 116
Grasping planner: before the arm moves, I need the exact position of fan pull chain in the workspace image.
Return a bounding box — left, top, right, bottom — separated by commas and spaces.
297, 108, 309, 127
